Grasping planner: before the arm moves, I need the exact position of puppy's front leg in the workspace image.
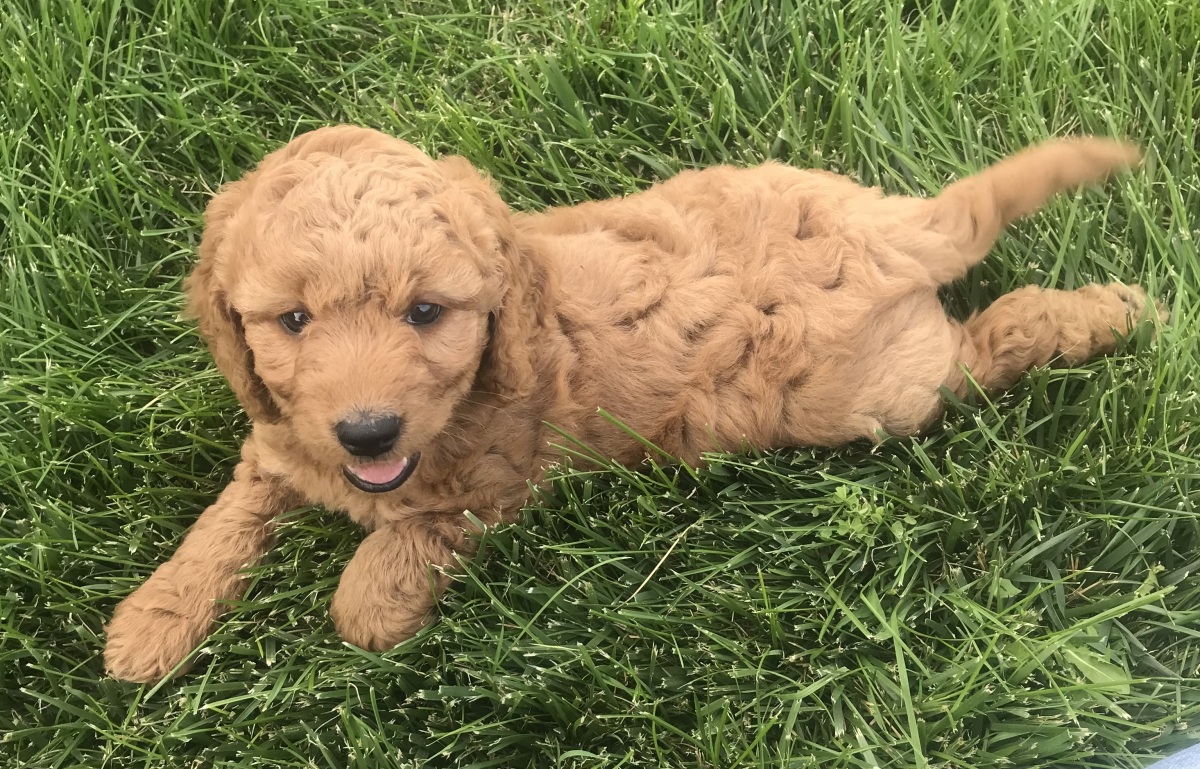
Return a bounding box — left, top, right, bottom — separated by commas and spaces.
104, 440, 299, 683
330, 514, 472, 651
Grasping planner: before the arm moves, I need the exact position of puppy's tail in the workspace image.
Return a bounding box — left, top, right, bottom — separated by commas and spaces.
876, 138, 1141, 284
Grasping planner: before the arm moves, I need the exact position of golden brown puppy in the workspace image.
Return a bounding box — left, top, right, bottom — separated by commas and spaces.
104, 125, 1161, 682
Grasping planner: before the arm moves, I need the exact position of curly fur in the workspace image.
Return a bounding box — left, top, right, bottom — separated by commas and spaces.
104, 125, 1161, 682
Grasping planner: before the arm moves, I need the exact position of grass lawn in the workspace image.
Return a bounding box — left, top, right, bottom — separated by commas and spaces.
2, 0, 1199, 766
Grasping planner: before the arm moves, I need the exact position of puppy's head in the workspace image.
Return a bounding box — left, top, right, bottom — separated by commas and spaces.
187, 125, 544, 494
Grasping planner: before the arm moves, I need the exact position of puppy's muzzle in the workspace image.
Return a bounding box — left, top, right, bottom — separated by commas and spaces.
335, 413, 420, 493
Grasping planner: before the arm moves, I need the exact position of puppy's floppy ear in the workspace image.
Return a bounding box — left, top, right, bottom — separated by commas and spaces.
184, 180, 281, 423
436, 156, 553, 399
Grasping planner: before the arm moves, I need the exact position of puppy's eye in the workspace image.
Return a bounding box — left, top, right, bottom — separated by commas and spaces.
406, 303, 442, 325
279, 310, 312, 334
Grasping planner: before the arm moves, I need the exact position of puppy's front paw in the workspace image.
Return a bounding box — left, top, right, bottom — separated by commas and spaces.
329, 583, 437, 652
104, 569, 216, 683
330, 518, 463, 652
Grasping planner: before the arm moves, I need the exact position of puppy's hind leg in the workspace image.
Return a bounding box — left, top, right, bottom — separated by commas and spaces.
862, 138, 1140, 284
948, 282, 1165, 394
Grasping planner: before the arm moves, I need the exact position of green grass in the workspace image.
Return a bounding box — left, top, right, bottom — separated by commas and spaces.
1, 0, 1198, 766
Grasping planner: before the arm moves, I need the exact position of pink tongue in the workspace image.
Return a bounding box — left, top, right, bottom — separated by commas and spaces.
351, 457, 409, 485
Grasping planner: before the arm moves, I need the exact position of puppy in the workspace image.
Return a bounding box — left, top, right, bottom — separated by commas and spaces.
104, 126, 1160, 682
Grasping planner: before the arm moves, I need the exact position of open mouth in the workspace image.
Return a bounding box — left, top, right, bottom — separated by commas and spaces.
342, 453, 420, 493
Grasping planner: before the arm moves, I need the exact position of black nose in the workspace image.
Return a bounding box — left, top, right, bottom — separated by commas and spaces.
335, 414, 403, 458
